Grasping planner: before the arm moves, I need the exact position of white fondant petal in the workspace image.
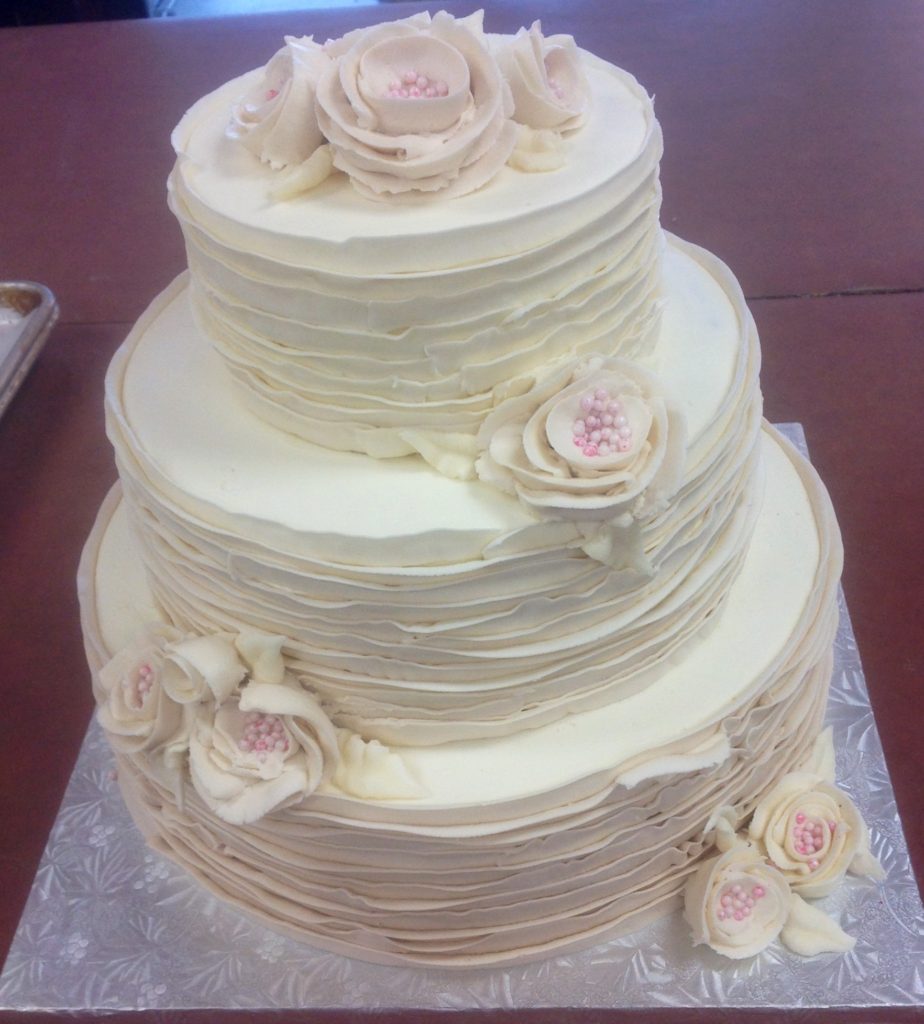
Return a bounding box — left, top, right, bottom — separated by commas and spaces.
333, 730, 428, 800
780, 893, 856, 956
165, 634, 246, 703
798, 726, 837, 782
397, 429, 478, 480
268, 144, 334, 201
235, 631, 287, 685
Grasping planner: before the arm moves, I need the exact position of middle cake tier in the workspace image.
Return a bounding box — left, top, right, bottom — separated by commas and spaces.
105, 236, 762, 746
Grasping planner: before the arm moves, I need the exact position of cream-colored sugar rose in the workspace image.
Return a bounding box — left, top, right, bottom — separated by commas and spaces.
683, 840, 791, 960
496, 21, 588, 132
228, 35, 330, 169
97, 629, 184, 754
314, 11, 516, 199
748, 770, 882, 898
476, 355, 686, 525
96, 625, 186, 755
188, 681, 339, 825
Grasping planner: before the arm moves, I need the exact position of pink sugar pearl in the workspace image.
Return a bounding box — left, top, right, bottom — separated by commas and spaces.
239, 712, 289, 762
572, 383, 633, 459
389, 71, 446, 100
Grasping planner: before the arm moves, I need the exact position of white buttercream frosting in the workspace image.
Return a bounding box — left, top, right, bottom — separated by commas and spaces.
683, 831, 791, 960
333, 730, 428, 800
103, 239, 764, 744
79, 423, 844, 964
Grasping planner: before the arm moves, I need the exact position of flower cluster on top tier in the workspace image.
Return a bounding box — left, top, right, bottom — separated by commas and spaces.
684, 730, 884, 960
227, 12, 590, 200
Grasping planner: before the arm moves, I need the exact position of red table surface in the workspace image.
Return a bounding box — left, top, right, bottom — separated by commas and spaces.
1, 2, 922, 1022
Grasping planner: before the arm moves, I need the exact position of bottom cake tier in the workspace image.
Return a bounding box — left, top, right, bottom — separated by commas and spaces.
78, 424, 842, 967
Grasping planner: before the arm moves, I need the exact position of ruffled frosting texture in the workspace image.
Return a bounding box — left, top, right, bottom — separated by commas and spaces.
80, 418, 849, 965
314, 11, 517, 200
171, 35, 664, 460
103, 240, 763, 745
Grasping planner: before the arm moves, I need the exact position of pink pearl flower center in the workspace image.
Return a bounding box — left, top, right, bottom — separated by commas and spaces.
239, 711, 290, 761
387, 70, 449, 99
791, 810, 830, 867
571, 384, 633, 458
715, 881, 767, 922
127, 663, 155, 709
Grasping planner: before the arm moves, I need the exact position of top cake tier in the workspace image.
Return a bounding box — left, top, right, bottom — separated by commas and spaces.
168, 14, 663, 461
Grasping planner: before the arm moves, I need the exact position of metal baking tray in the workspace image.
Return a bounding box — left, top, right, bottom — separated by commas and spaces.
0, 281, 58, 420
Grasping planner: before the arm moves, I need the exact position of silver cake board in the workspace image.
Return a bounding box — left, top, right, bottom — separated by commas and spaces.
2, 424, 923, 1013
